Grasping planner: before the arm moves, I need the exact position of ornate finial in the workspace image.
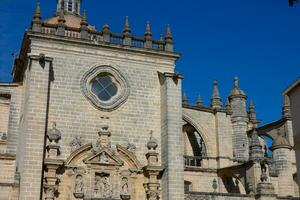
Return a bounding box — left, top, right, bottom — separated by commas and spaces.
102, 24, 110, 33
212, 178, 218, 192
197, 94, 202, 106
282, 94, 291, 118
145, 21, 152, 38
123, 16, 131, 35
249, 129, 263, 161
147, 130, 158, 151
249, 99, 254, 109
58, 3, 66, 25
159, 34, 164, 42
234, 76, 239, 88
182, 90, 188, 105
81, 10, 88, 26
211, 80, 223, 110
165, 24, 173, 43
249, 99, 257, 124
34, 2, 41, 19
47, 122, 62, 143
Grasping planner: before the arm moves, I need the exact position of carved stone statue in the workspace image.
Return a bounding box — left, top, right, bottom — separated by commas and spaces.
95, 175, 103, 195
74, 175, 84, 198
95, 174, 112, 198
260, 160, 268, 182
103, 177, 112, 198
121, 177, 129, 195
74, 175, 84, 193
99, 152, 109, 164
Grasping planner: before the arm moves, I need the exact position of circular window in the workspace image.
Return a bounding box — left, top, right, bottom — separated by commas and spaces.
91, 74, 118, 101
81, 65, 130, 111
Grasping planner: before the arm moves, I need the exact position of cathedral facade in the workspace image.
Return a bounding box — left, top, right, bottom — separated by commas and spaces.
0, 1, 298, 200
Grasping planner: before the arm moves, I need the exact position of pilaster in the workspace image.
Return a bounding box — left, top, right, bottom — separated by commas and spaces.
19, 54, 53, 200
160, 72, 184, 200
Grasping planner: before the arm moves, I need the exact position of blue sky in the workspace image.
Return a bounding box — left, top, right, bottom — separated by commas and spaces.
0, 0, 299, 125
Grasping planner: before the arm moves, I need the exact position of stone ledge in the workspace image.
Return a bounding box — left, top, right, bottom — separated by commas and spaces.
0, 153, 16, 160
186, 192, 253, 197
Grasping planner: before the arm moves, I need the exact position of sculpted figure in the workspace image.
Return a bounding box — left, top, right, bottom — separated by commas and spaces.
103, 177, 112, 198
95, 175, 104, 195
75, 175, 84, 193
99, 152, 109, 163
121, 177, 129, 195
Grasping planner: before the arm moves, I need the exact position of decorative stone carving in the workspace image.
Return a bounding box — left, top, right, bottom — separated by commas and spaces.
95, 173, 112, 198
47, 122, 61, 144
144, 132, 163, 200
74, 174, 84, 198
70, 136, 83, 152
121, 177, 129, 195
126, 141, 136, 153
93, 117, 111, 153
99, 152, 109, 164
44, 186, 56, 200
260, 160, 268, 183
46, 122, 62, 158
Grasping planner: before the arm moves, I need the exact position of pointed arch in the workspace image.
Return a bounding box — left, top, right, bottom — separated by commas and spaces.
183, 113, 210, 156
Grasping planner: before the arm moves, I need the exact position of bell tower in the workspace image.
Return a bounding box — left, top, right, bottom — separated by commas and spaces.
56, 0, 81, 15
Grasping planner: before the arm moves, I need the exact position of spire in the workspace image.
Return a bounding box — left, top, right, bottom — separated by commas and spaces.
229, 76, 247, 99
182, 90, 188, 105
282, 95, 291, 118
211, 80, 223, 110
159, 34, 164, 42
80, 10, 89, 39
197, 94, 202, 106
234, 76, 239, 88
80, 10, 88, 27
249, 99, 257, 123
58, 2, 66, 25
165, 24, 173, 43
32, 2, 42, 32
249, 129, 263, 162
123, 16, 131, 35
144, 21, 152, 39
34, 2, 41, 20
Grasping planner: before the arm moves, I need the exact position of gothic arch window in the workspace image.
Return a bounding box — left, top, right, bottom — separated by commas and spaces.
183, 122, 207, 168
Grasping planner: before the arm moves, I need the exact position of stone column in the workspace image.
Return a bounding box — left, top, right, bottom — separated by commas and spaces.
19, 54, 53, 200
271, 134, 293, 197
160, 72, 184, 200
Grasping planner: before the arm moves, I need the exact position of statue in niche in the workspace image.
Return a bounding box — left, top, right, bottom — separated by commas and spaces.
121, 177, 129, 195
94, 174, 112, 198
103, 176, 112, 198
74, 175, 84, 193
99, 152, 109, 163
95, 175, 103, 195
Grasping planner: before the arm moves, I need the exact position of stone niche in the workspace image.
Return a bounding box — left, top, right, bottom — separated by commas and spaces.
58, 143, 145, 200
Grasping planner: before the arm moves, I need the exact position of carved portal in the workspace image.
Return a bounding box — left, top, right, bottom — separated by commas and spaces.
55, 119, 151, 200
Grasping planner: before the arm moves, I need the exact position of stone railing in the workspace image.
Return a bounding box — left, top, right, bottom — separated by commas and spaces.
185, 192, 253, 200
39, 24, 172, 52
184, 155, 202, 168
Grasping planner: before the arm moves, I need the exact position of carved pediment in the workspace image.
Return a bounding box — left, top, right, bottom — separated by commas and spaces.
83, 148, 123, 166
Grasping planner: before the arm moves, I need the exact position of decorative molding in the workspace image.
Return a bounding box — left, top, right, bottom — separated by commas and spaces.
81, 65, 130, 111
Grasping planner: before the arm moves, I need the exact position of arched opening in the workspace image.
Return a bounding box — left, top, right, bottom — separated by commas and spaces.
221, 176, 246, 194
183, 122, 207, 168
